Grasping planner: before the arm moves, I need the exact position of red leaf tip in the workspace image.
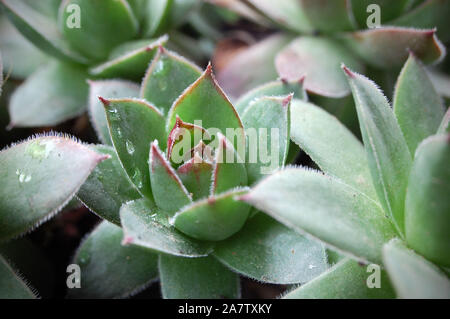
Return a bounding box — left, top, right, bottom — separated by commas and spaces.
282, 94, 294, 108
98, 96, 110, 106
341, 64, 355, 78
122, 236, 134, 245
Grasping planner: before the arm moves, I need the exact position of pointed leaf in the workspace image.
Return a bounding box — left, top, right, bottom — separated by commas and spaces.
89, 36, 168, 80
290, 100, 377, 200
299, 0, 355, 32
0, 135, 107, 242
383, 239, 450, 299
394, 54, 444, 154
276, 37, 364, 98
341, 27, 445, 68
405, 134, 450, 267
242, 168, 397, 264
241, 95, 291, 184
102, 98, 165, 199
77, 145, 141, 226
172, 188, 251, 241
177, 156, 213, 201
120, 199, 212, 257
8, 61, 88, 128
88, 80, 140, 146
140, 47, 202, 115
149, 141, 192, 215
60, 0, 138, 62
284, 258, 395, 299
68, 221, 158, 299
0, 255, 36, 299
214, 213, 327, 284
159, 254, 240, 299
344, 66, 412, 234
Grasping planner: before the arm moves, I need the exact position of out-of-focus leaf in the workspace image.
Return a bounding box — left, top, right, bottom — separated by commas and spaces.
437, 108, 450, 133
290, 100, 377, 200
428, 69, 450, 98
159, 254, 240, 299
299, 0, 355, 32
102, 98, 165, 199
68, 221, 158, 299
276, 37, 364, 98
214, 213, 327, 284
120, 199, 213, 257
0, 255, 36, 299
0, 136, 107, 242
342, 27, 445, 68
344, 66, 411, 234
88, 80, 140, 146
383, 239, 450, 299
351, 0, 411, 27
77, 145, 141, 226
242, 168, 397, 264
284, 258, 395, 299
405, 134, 450, 267
8, 61, 88, 128
394, 54, 444, 154
142, 0, 172, 37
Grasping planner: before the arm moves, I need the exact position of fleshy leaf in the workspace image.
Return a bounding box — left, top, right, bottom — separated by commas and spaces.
241, 95, 291, 184
341, 27, 445, 68
210, 133, 247, 194
429, 70, 450, 99
284, 258, 395, 299
149, 141, 192, 215
172, 188, 251, 241
102, 98, 166, 199
405, 134, 450, 267
290, 100, 377, 200
8, 61, 88, 128
0, 255, 36, 299
120, 199, 213, 257
89, 36, 168, 80
276, 37, 364, 98
383, 239, 450, 299
159, 254, 240, 299
299, 0, 355, 32
177, 156, 213, 201
242, 168, 397, 264
437, 108, 450, 133
142, 0, 172, 37
394, 54, 444, 154
214, 213, 327, 284
88, 80, 140, 146
351, 0, 411, 27
77, 145, 141, 226
344, 66, 412, 235
0, 135, 107, 242
68, 221, 158, 299
59, 0, 138, 62
140, 46, 202, 115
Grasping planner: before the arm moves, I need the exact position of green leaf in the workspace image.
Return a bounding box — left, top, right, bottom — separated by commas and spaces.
341, 27, 445, 68
290, 99, 377, 200
344, 66, 412, 235
167, 63, 245, 158
299, 0, 355, 32
429, 70, 450, 99
405, 134, 450, 267
88, 80, 140, 146
214, 213, 327, 284
142, 0, 173, 37
60, 0, 138, 62
68, 221, 158, 299
217, 34, 293, 99
437, 108, 450, 133
77, 145, 141, 226
102, 98, 166, 199
276, 37, 364, 98
172, 188, 251, 241
149, 141, 192, 215
120, 199, 213, 257
242, 168, 397, 264
89, 36, 168, 80
0, 0, 88, 64
235, 79, 307, 115
0, 255, 36, 299
140, 46, 202, 115
241, 95, 291, 184
159, 254, 240, 299
383, 239, 450, 299
0, 135, 107, 242
177, 156, 213, 201
351, 0, 410, 27
284, 258, 395, 299
210, 133, 247, 194
8, 61, 88, 128
393, 54, 444, 154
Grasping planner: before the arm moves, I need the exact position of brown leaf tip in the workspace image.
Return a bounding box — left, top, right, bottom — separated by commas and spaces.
341, 64, 355, 78
98, 96, 110, 106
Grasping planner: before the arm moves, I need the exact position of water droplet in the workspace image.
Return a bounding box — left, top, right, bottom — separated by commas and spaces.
16, 169, 31, 183
132, 169, 143, 188
308, 264, 316, 270
26, 140, 55, 160
117, 128, 122, 137
154, 60, 165, 74
125, 140, 135, 155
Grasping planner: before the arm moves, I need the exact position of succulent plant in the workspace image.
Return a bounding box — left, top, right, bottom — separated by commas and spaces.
242, 53, 450, 298
0, 0, 204, 128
